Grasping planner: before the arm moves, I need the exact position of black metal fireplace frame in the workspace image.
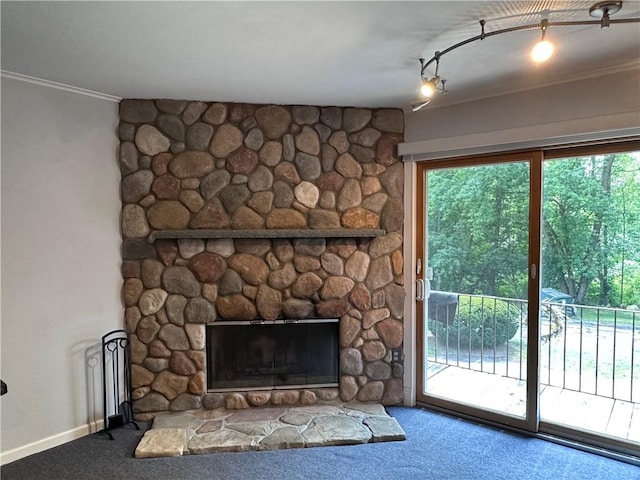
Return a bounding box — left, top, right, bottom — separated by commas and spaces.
206, 318, 340, 392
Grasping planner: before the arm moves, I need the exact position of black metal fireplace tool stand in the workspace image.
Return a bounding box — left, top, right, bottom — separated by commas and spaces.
101, 329, 139, 439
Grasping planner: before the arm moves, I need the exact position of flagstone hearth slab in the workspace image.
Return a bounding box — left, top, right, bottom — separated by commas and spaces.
133, 402, 406, 458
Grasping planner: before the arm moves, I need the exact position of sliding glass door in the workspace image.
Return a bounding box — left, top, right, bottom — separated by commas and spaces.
416, 152, 541, 431
415, 142, 640, 456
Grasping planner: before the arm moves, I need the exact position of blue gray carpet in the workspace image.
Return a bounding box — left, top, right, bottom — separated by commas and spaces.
1, 406, 638, 479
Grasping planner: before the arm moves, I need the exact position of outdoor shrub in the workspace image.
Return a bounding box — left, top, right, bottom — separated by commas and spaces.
429, 303, 519, 349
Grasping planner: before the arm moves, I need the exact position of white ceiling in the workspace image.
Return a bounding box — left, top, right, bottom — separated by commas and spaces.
2, 1, 639, 109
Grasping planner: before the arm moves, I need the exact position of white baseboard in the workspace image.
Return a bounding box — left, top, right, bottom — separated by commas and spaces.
0, 419, 104, 466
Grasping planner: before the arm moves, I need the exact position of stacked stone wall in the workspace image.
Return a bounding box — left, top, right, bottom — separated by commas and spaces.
119, 100, 405, 418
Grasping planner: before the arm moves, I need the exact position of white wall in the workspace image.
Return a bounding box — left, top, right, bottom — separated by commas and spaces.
1, 77, 121, 463
400, 68, 640, 159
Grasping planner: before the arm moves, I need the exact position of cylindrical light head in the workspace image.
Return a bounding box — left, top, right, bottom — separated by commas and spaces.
531, 40, 553, 62
420, 78, 438, 97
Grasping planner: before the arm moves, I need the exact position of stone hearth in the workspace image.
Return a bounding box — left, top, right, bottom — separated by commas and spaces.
134, 402, 406, 458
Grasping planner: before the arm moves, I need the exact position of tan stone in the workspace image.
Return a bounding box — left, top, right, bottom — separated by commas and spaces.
349, 283, 372, 311
361, 176, 381, 196
259, 141, 283, 166
153, 371, 189, 400
256, 284, 282, 320
225, 393, 249, 409
148, 201, 191, 229
340, 315, 361, 347
376, 319, 403, 348
148, 339, 171, 358
357, 381, 384, 402
247, 392, 271, 407
255, 105, 291, 139
300, 390, 317, 405
131, 364, 155, 388
345, 251, 370, 282
340, 376, 358, 401
294, 181, 319, 209
135, 428, 186, 458
203, 103, 227, 125
266, 208, 306, 229
341, 208, 379, 229
123, 278, 144, 307
135, 125, 170, 156
190, 198, 231, 229
122, 204, 149, 238
271, 391, 300, 405
158, 324, 190, 350
391, 250, 403, 276
228, 253, 269, 285
139, 288, 168, 316
216, 294, 257, 320
295, 125, 320, 155
202, 284, 218, 303
125, 306, 142, 333
188, 371, 206, 395
320, 276, 355, 300
168, 151, 214, 179
363, 308, 390, 329
210, 124, 243, 158
137, 315, 161, 344
366, 256, 393, 291
329, 131, 349, 154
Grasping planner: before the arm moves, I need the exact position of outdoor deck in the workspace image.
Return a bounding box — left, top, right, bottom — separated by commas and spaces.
426, 364, 640, 443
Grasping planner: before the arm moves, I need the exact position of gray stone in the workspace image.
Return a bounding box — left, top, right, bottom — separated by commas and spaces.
343, 108, 372, 132
122, 204, 149, 238
176, 239, 203, 260
282, 134, 295, 161
341, 348, 363, 376
321, 144, 338, 172
132, 392, 170, 413
200, 169, 231, 200
295, 125, 320, 155
259, 141, 282, 166
218, 269, 243, 295
156, 100, 187, 115
382, 378, 404, 404
255, 105, 291, 139
122, 170, 154, 203
350, 128, 381, 147
185, 297, 216, 323
166, 295, 187, 326
170, 394, 202, 411
202, 393, 224, 410
244, 128, 264, 150
357, 381, 385, 402
248, 165, 273, 192
364, 415, 406, 441
308, 209, 340, 229
259, 426, 305, 451
320, 107, 342, 129
157, 114, 185, 141
186, 123, 214, 150
337, 178, 362, 212
293, 238, 326, 256
384, 283, 405, 320
315, 124, 332, 144
123, 239, 156, 260
158, 324, 190, 351
345, 251, 370, 282
206, 238, 235, 257
135, 125, 170, 156
329, 131, 349, 154
379, 162, 403, 198
350, 144, 375, 163
273, 181, 294, 208
362, 340, 387, 362
362, 192, 388, 213
380, 198, 403, 232
295, 152, 321, 181
188, 429, 256, 454
219, 184, 250, 213
153, 412, 204, 430
340, 375, 358, 402
321, 252, 344, 275
369, 233, 403, 258
366, 256, 394, 292
256, 284, 282, 320
302, 415, 371, 447
372, 109, 404, 133
162, 266, 201, 297
120, 100, 157, 123
118, 123, 136, 143
282, 298, 314, 319
182, 102, 207, 125
292, 105, 320, 125
119, 141, 139, 175
136, 315, 160, 344
365, 361, 391, 380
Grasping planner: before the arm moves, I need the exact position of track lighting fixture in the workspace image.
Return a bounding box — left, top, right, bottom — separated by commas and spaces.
413, 1, 639, 110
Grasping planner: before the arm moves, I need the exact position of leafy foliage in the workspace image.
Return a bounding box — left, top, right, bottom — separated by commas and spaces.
428, 299, 520, 349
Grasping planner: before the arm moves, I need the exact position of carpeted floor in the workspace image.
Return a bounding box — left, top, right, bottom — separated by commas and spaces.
1, 406, 638, 480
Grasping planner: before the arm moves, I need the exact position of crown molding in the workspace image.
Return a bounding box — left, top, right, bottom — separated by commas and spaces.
1, 70, 121, 103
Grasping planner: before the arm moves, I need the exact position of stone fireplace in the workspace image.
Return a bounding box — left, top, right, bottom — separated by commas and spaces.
119, 100, 405, 420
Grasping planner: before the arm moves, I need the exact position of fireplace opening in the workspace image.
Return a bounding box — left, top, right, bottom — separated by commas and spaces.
206, 319, 339, 391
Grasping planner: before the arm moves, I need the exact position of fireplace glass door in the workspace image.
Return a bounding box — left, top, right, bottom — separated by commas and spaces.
207, 319, 339, 391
